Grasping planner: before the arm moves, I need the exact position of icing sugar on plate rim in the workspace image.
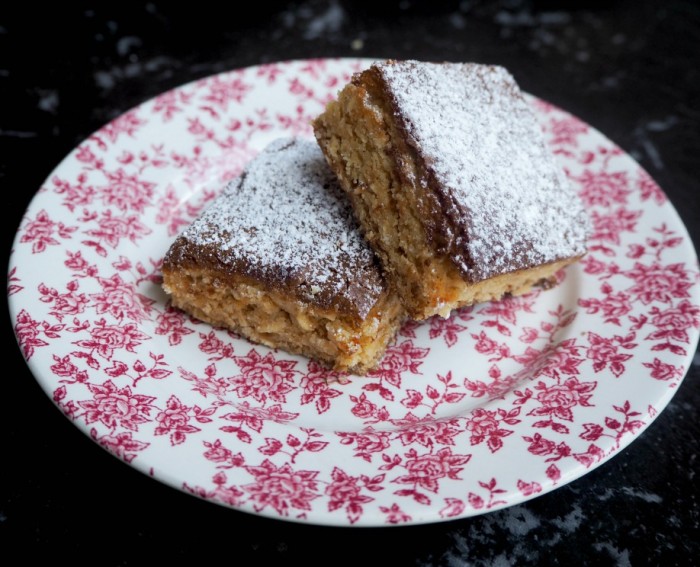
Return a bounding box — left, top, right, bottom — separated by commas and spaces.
8, 58, 700, 527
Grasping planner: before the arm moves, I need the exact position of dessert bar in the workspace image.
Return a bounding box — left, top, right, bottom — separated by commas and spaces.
162, 137, 405, 374
313, 60, 589, 319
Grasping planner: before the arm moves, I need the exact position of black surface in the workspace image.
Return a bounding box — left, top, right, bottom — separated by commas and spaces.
2, 1, 699, 565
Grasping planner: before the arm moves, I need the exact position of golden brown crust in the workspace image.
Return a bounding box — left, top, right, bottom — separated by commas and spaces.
353, 64, 459, 258
162, 266, 405, 374
162, 232, 383, 323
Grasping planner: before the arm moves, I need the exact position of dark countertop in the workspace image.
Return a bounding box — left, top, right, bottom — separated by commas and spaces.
2, 1, 699, 564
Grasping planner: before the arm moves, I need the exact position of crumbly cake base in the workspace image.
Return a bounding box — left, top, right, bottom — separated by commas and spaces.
162, 268, 405, 375
314, 76, 583, 320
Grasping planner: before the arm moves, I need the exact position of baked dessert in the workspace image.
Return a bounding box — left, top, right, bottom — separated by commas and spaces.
313, 60, 589, 320
161, 138, 405, 374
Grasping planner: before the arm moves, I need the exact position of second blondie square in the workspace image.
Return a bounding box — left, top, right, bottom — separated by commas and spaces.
313, 60, 589, 320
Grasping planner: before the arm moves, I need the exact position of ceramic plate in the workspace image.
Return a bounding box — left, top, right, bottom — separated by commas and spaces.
9, 58, 700, 526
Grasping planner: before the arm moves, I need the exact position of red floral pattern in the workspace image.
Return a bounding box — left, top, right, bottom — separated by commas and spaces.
465, 407, 521, 453
8, 58, 699, 526
325, 467, 384, 524
243, 460, 320, 516
230, 349, 297, 404
78, 380, 155, 431
154, 395, 205, 445
393, 447, 472, 503
20, 209, 77, 253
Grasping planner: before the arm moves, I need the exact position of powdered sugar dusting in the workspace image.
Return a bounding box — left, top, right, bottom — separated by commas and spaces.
378, 60, 589, 281
175, 137, 384, 317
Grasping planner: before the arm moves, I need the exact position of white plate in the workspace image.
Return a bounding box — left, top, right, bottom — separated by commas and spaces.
9, 58, 700, 526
